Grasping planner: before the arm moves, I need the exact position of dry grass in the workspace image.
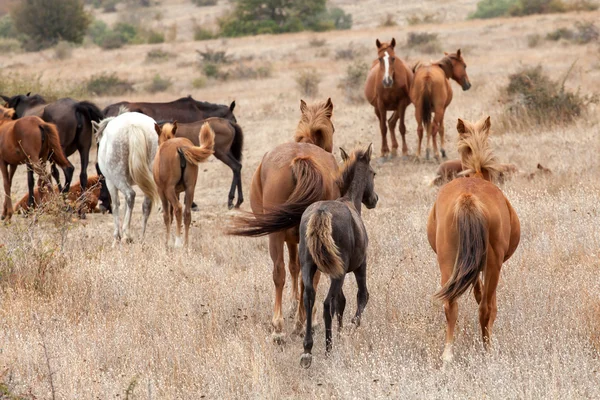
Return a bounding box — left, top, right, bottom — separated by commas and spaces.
0, 2, 600, 398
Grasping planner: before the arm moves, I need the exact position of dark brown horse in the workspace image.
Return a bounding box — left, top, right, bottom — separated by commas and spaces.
299, 145, 378, 368
154, 122, 215, 248
364, 38, 413, 157
411, 49, 471, 161
1, 93, 104, 216
160, 117, 244, 209
228, 99, 338, 342
0, 105, 71, 221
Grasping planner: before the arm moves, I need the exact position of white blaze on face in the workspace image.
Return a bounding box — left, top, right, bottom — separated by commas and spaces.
383, 51, 390, 81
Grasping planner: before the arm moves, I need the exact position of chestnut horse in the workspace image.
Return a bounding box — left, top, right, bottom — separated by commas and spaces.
0, 106, 71, 221
411, 49, 471, 161
15, 176, 102, 215
154, 122, 215, 248
364, 38, 413, 157
228, 98, 338, 342
160, 117, 244, 209
426, 116, 520, 363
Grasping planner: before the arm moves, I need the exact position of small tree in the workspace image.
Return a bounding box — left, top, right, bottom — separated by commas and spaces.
12, 0, 91, 49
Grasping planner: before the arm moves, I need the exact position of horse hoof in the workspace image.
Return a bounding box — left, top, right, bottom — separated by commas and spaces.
124, 237, 133, 244
271, 332, 286, 345
351, 316, 361, 327
192, 205, 200, 212
300, 353, 312, 369
174, 237, 183, 248
441, 149, 447, 159
79, 213, 87, 220
227, 202, 234, 210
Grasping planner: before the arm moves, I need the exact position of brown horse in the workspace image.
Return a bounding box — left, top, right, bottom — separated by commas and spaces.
228, 98, 338, 342
160, 117, 244, 209
431, 159, 519, 186
364, 38, 413, 157
411, 49, 471, 161
426, 116, 520, 363
0, 106, 71, 221
154, 122, 215, 248
15, 176, 103, 214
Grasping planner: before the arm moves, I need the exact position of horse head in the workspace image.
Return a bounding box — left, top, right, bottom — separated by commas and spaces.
295, 98, 335, 152
339, 143, 378, 209
375, 38, 397, 89
0, 93, 46, 118
445, 49, 471, 91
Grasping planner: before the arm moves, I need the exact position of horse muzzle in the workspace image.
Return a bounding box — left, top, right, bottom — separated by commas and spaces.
366, 194, 379, 209
462, 80, 472, 91
382, 78, 393, 88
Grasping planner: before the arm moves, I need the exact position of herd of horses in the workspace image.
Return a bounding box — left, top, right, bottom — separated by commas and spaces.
0, 38, 524, 368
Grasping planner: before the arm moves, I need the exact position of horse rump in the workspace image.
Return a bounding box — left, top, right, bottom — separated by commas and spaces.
435, 193, 488, 302
304, 208, 344, 278
127, 125, 159, 207
40, 122, 71, 168
230, 121, 244, 162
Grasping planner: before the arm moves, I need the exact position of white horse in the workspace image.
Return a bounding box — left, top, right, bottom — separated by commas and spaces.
94, 110, 160, 245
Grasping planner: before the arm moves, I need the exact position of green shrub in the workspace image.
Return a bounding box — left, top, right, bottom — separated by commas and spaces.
406, 32, 442, 54
203, 62, 220, 78
469, 0, 596, 19
146, 30, 165, 44
192, 0, 218, 5
469, 0, 516, 18
194, 26, 214, 41
0, 39, 22, 53
0, 15, 17, 38
146, 74, 172, 93
192, 76, 207, 89
338, 61, 368, 103
12, 0, 91, 49
86, 73, 133, 96
295, 69, 321, 97
546, 22, 599, 44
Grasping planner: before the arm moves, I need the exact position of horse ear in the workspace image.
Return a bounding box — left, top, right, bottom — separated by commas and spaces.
325, 97, 333, 118
91, 120, 99, 131
481, 116, 491, 135
457, 118, 468, 135
0, 95, 10, 103
300, 99, 308, 114
154, 123, 161, 137
340, 148, 349, 162
26, 92, 31, 97
365, 143, 373, 160
376, 39, 382, 49
172, 121, 178, 135
229, 100, 235, 111
457, 49, 461, 58
444, 52, 449, 56
390, 38, 396, 48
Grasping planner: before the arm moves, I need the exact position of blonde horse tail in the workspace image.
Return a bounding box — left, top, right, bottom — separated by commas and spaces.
305, 209, 344, 278
128, 126, 159, 207
436, 193, 488, 302
40, 122, 71, 168
160, 122, 176, 145
181, 122, 215, 165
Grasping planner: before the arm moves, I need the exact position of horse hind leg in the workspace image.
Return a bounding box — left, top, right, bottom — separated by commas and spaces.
300, 263, 318, 368
286, 241, 301, 317
269, 232, 287, 343
182, 179, 196, 247
480, 258, 501, 349
324, 276, 345, 353
106, 180, 121, 246
0, 160, 12, 221
351, 261, 370, 327
435, 109, 447, 159
141, 194, 153, 241
337, 287, 346, 332
387, 111, 399, 156
122, 187, 136, 244
164, 188, 183, 247
51, 163, 63, 193
159, 190, 170, 248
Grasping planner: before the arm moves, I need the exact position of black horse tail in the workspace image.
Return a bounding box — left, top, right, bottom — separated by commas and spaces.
422, 81, 432, 127
75, 101, 104, 124
230, 121, 244, 162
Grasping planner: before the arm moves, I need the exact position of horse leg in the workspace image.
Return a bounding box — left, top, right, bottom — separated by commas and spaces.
324, 276, 345, 353
300, 263, 318, 368
387, 111, 399, 156
51, 163, 63, 193
164, 188, 183, 248
415, 107, 424, 159
294, 269, 322, 335
474, 277, 483, 304
141, 195, 153, 241
351, 261, 370, 327
77, 147, 90, 218
439, 257, 457, 363
425, 119, 433, 161
62, 162, 75, 194
286, 241, 300, 316
337, 287, 346, 332
430, 108, 444, 161
159, 190, 170, 248
26, 165, 35, 209
438, 110, 447, 159
106, 181, 121, 245
398, 99, 410, 158
269, 232, 287, 342
0, 160, 11, 221
480, 258, 501, 349
96, 163, 112, 214
215, 151, 243, 209
375, 106, 389, 156
122, 187, 136, 244
183, 184, 195, 247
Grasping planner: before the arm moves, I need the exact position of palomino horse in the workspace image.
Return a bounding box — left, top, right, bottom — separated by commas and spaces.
1, 93, 104, 214
154, 122, 215, 248
228, 98, 338, 341
160, 118, 244, 209
95, 110, 160, 245
364, 38, 413, 157
427, 116, 520, 363
299, 145, 378, 368
431, 159, 519, 186
16, 176, 102, 215
0, 105, 71, 221
411, 49, 471, 161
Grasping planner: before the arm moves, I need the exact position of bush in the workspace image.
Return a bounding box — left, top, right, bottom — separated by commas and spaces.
295, 69, 321, 97
192, 76, 207, 89
469, 0, 597, 19
197, 47, 230, 64
379, 13, 397, 27
527, 33, 542, 47
406, 32, 442, 54
54, 41, 73, 60
0, 73, 84, 101
0, 15, 18, 38
88, 19, 165, 49
194, 26, 215, 41
309, 37, 327, 47
546, 27, 574, 41
12, 0, 91, 49
146, 30, 165, 44
501, 65, 594, 127
86, 73, 133, 96
192, 0, 218, 5
406, 12, 442, 25
334, 42, 366, 60
469, 0, 516, 18
546, 22, 599, 44
338, 61, 368, 103
203, 62, 220, 78
146, 74, 172, 93
0, 38, 22, 53
145, 49, 173, 63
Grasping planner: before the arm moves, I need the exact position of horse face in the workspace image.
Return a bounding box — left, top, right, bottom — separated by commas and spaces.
361, 145, 378, 209
379, 51, 396, 89
452, 52, 471, 91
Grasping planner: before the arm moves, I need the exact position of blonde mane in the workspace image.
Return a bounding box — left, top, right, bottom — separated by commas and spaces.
0, 105, 15, 122
294, 98, 334, 153
456, 116, 503, 181
93, 106, 129, 144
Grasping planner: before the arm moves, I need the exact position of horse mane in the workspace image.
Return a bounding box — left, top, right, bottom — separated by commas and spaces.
0, 105, 15, 121
336, 148, 368, 196
457, 118, 503, 181
294, 99, 334, 152
160, 122, 176, 145
94, 106, 129, 143
434, 55, 454, 78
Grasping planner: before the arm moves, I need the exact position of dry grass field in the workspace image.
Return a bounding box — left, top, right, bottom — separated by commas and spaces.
1, 1, 599, 398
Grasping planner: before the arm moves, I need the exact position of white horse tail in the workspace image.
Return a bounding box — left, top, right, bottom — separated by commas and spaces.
128, 126, 159, 207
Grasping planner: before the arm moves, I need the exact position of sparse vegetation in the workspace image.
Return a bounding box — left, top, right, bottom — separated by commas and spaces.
547, 22, 599, 43
527, 33, 542, 47
295, 69, 321, 97
334, 42, 367, 60
145, 49, 174, 63
405, 32, 442, 54
309, 37, 327, 47
87, 19, 165, 49
0, 73, 84, 101
338, 60, 369, 103
53, 41, 73, 60
86, 72, 133, 96
192, 76, 207, 88
146, 74, 172, 93
194, 26, 215, 41
406, 12, 442, 25
192, 0, 218, 5
379, 13, 397, 27
469, 0, 598, 19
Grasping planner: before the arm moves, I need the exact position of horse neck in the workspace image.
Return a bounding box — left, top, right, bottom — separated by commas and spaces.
340, 169, 366, 215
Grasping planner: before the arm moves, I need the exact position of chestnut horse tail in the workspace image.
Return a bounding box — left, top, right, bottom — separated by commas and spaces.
40, 123, 71, 168
305, 209, 344, 278
181, 122, 215, 165
228, 156, 326, 237
230, 121, 244, 162
435, 193, 488, 302
421, 79, 433, 127
127, 125, 159, 207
